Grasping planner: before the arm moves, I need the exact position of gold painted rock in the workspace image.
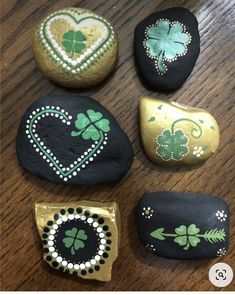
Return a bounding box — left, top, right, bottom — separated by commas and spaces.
33, 7, 118, 88
140, 97, 220, 166
35, 201, 120, 281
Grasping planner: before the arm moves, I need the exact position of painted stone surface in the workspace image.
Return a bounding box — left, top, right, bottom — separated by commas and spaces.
137, 192, 230, 260
35, 201, 120, 281
134, 7, 200, 90
16, 95, 133, 185
34, 7, 118, 88
139, 97, 220, 166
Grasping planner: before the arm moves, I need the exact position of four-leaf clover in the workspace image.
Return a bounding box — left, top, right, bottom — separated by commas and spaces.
144, 20, 191, 74
174, 224, 201, 250
63, 30, 86, 58
71, 109, 110, 141
63, 227, 87, 255
156, 129, 189, 161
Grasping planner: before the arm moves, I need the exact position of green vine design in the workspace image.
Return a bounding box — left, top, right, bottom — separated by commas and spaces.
171, 118, 202, 139
150, 224, 226, 251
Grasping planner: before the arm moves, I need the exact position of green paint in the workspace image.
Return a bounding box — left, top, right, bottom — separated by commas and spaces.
28, 108, 108, 178
158, 105, 163, 110
171, 118, 202, 138
144, 20, 191, 74
39, 10, 115, 76
150, 224, 226, 251
148, 116, 155, 122
210, 125, 215, 130
71, 109, 110, 141
63, 227, 88, 255
156, 129, 189, 161
199, 119, 204, 124
63, 30, 86, 58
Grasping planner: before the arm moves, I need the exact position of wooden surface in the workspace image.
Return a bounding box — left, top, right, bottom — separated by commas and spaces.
1, 0, 235, 291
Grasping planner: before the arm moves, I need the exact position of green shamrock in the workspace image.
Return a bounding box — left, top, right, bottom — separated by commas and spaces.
63, 227, 87, 255
156, 129, 189, 161
174, 225, 201, 250
62, 30, 86, 58
71, 109, 110, 141
145, 20, 191, 73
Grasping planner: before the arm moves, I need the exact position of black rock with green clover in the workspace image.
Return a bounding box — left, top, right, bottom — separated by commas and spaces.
16, 96, 133, 185
137, 191, 230, 259
134, 7, 200, 90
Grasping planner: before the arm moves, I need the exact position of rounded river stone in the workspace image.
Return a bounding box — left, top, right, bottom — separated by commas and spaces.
139, 97, 220, 166
134, 7, 200, 90
16, 96, 133, 185
34, 7, 118, 88
137, 191, 230, 260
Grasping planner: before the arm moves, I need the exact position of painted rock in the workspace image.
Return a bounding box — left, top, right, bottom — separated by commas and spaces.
35, 201, 120, 281
16, 96, 133, 185
139, 97, 220, 166
33, 7, 118, 88
134, 7, 200, 90
137, 192, 230, 260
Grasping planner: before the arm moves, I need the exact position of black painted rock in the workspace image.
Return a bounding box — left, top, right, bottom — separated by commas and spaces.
137, 192, 230, 260
134, 7, 200, 90
16, 96, 133, 185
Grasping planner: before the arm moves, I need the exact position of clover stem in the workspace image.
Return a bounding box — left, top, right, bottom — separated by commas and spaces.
171, 118, 203, 138
157, 52, 166, 74
70, 49, 75, 59
183, 242, 190, 250
162, 233, 177, 237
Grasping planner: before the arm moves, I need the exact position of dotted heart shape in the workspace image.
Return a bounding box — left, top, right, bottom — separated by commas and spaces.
37, 9, 115, 76
25, 106, 108, 182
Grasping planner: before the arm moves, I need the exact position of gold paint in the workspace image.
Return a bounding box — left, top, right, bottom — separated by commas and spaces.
139, 97, 220, 166
35, 201, 120, 282
33, 7, 118, 88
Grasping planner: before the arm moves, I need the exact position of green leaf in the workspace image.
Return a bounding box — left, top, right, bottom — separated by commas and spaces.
150, 228, 165, 240
175, 225, 187, 236
95, 119, 110, 133
74, 239, 85, 250
65, 227, 78, 238
156, 145, 172, 161
174, 235, 187, 246
157, 129, 172, 145
76, 229, 88, 241
82, 124, 100, 141
188, 236, 201, 247
148, 116, 155, 122
87, 110, 103, 122
210, 125, 215, 130
75, 113, 90, 130
199, 119, 204, 124
158, 105, 163, 110
75, 31, 86, 42
63, 237, 74, 248
187, 224, 200, 235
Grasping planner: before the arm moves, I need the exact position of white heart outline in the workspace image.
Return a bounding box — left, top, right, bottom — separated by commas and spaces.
38, 9, 115, 74
25, 105, 108, 182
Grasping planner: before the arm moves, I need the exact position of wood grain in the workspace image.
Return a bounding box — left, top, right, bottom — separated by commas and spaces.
1, 0, 235, 291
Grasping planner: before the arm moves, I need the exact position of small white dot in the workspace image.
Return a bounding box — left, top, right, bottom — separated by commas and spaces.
93, 222, 98, 228
74, 264, 79, 270
80, 263, 85, 269
68, 214, 74, 220
99, 233, 105, 238
52, 252, 58, 258
50, 229, 56, 235
95, 255, 100, 261
101, 239, 106, 244
85, 262, 91, 268
68, 263, 73, 269
62, 260, 67, 266
57, 219, 62, 225
49, 235, 54, 240
91, 259, 96, 265
56, 256, 62, 263
87, 218, 93, 223
62, 216, 68, 222
48, 241, 54, 246
53, 224, 58, 230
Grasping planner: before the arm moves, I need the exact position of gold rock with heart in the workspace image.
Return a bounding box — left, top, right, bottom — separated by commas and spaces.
139, 97, 220, 166
35, 201, 120, 281
34, 7, 118, 88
